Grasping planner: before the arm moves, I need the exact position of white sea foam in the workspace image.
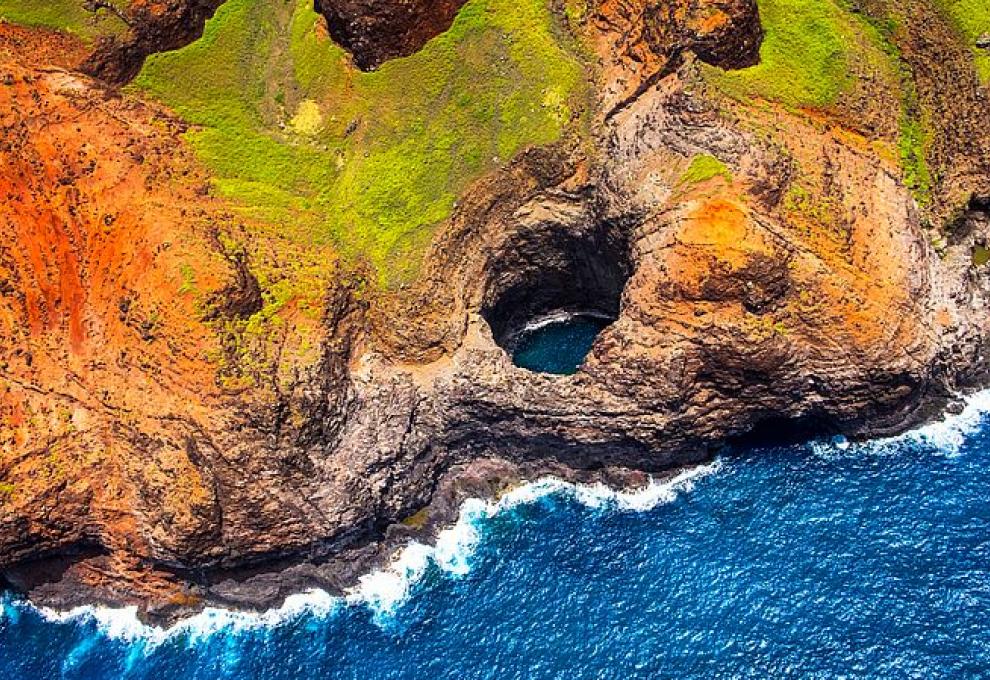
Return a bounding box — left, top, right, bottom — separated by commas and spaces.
11, 389, 988, 646
4, 459, 722, 643
894, 389, 990, 454
519, 309, 613, 334
23, 587, 342, 646
807, 389, 990, 459
347, 461, 721, 620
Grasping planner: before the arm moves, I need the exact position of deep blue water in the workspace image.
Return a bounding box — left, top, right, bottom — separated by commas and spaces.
3, 401, 990, 679
511, 315, 610, 374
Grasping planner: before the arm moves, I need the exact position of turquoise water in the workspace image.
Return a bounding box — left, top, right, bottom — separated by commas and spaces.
510, 314, 610, 374
3, 398, 990, 678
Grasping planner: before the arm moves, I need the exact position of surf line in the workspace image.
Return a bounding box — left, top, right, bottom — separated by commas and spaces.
3, 462, 721, 646
8, 387, 990, 645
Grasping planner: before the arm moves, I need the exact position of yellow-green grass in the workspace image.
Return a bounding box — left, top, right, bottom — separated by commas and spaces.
678, 154, 732, 187
703, 0, 936, 204
0, 0, 126, 42
133, 0, 585, 286
702, 0, 873, 109
935, 0, 990, 83
898, 113, 932, 205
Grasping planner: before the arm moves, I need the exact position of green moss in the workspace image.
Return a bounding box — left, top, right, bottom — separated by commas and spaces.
783, 182, 844, 234
861, 13, 934, 206
0, 0, 126, 42
402, 507, 431, 529
934, 0, 990, 83
973, 245, 990, 266
678, 154, 731, 187
133, 0, 585, 287
708, 0, 934, 205
703, 0, 906, 116
898, 115, 932, 205
703, 0, 855, 108
0, 482, 14, 499
178, 263, 197, 296
563, 0, 588, 25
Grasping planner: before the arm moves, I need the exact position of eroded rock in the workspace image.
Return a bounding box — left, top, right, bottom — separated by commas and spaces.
1, 0, 990, 622
315, 0, 468, 70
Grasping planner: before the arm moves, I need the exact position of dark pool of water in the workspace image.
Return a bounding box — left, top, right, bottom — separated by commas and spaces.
510, 314, 611, 375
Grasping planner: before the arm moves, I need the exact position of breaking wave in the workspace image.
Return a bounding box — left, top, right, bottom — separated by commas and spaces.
2, 460, 722, 645
3, 388, 989, 680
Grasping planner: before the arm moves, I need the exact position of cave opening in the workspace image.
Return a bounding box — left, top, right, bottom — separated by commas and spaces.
480, 219, 632, 375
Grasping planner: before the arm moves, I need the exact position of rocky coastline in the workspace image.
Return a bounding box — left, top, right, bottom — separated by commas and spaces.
1, 0, 990, 625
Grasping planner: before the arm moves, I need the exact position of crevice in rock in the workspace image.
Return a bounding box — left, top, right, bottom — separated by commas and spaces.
728, 412, 841, 450
1, 542, 110, 595
80, 0, 228, 85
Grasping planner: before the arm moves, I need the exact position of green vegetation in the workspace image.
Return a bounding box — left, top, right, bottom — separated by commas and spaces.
678, 154, 732, 187
0, 482, 14, 500
783, 183, 844, 234
705, 0, 937, 205
0, 0, 126, 41
702, 0, 862, 108
133, 0, 585, 286
973, 245, 990, 266
898, 114, 932, 204
402, 507, 430, 529
178, 263, 198, 296
857, 13, 934, 206
935, 0, 990, 83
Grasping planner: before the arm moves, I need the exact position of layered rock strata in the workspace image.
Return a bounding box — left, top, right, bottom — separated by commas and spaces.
1, 0, 989, 621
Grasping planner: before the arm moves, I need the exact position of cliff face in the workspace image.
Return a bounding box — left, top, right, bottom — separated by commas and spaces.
1, 0, 990, 620
0, 61, 233, 600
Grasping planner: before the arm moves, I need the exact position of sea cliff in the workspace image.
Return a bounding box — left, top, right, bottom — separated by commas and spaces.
1, 0, 989, 622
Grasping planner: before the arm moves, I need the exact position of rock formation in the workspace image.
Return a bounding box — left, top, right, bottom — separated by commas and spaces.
80, 0, 228, 84
315, 0, 469, 70
1, 0, 989, 622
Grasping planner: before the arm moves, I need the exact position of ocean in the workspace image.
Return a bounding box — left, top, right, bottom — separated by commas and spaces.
2, 393, 990, 679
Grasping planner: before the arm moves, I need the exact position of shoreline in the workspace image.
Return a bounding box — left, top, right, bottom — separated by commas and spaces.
6, 463, 723, 644
6, 386, 990, 644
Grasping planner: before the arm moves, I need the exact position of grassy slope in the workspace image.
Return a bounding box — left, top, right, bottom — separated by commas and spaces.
935, 0, 990, 84
703, 0, 862, 108
133, 0, 584, 286
0, 0, 126, 41
678, 155, 731, 187
701, 0, 939, 203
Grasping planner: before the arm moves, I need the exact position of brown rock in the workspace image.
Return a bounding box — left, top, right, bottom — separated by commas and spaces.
315, 0, 469, 70
1, 0, 990, 624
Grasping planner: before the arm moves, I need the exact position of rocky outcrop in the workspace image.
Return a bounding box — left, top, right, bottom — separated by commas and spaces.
81, 0, 227, 84
585, 0, 763, 116
2, 0, 990, 622
0, 23, 90, 70
0, 61, 238, 604
856, 0, 990, 217
315, 0, 468, 70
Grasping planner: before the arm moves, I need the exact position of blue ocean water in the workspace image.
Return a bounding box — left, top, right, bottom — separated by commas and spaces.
511, 315, 610, 374
3, 399, 990, 679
